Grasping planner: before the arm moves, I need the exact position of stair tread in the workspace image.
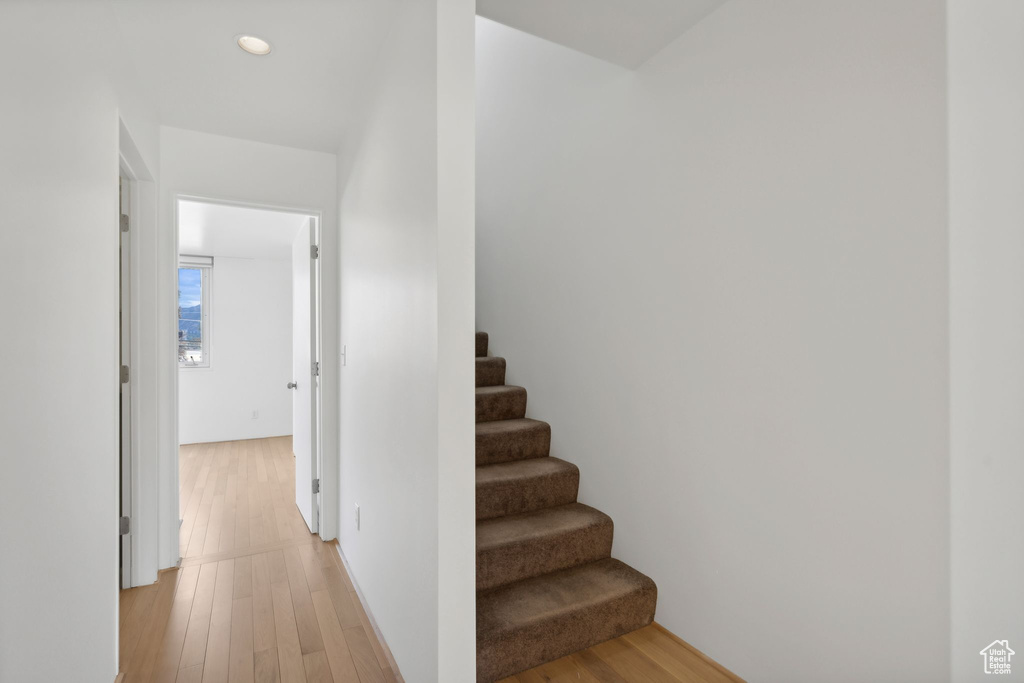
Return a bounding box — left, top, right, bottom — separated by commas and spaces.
476, 457, 577, 488
478, 557, 656, 634
476, 418, 552, 466
476, 356, 507, 387
476, 384, 524, 397
477, 502, 610, 551
476, 385, 528, 423
476, 418, 548, 438
476, 457, 580, 521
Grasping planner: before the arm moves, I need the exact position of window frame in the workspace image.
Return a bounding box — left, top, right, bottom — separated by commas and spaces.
178, 256, 213, 369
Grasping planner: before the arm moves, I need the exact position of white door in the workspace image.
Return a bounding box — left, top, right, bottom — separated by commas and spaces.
291, 217, 319, 533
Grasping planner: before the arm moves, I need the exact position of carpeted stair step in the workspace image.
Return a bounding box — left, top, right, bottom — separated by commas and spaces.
476, 385, 527, 423
476, 419, 551, 466
476, 331, 489, 358
476, 457, 579, 520
476, 503, 613, 591
476, 356, 506, 388
476, 558, 657, 682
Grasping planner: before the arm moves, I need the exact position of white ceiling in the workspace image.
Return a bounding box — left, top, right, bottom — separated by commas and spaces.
476, 0, 727, 69
178, 200, 309, 261
111, 0, 399, 152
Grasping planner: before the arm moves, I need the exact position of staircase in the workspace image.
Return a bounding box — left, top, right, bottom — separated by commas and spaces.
475, 332, 657, 682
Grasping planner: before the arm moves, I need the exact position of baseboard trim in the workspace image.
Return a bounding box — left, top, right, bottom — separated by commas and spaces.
329, 540, 405, 683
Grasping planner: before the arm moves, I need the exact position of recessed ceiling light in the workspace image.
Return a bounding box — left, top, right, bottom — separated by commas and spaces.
236, 35, 271, 56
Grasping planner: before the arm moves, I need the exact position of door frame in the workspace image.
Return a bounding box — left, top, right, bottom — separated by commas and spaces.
117, 118, 157, 589
118, 167, 136, 589
171, 194, 325, 542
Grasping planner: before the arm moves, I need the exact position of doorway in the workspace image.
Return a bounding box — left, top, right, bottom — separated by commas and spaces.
174, 197, 323, 558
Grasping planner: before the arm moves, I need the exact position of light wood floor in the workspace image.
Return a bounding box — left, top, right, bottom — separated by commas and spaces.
498, 622, 743, 682
119, 437, 398, 683
121, 437, 741, 683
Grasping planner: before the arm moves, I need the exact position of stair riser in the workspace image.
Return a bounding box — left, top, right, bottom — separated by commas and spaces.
476, 422, 551, 465
477, 581, 657, 682
477, 521, 613, 591
476, 469, 579, 521
476, 388, 527, 423
476, 332, 489, 358
475, 357, 506, 387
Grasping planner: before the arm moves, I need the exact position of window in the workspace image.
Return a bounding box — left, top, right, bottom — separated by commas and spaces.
178, 256, 212, 367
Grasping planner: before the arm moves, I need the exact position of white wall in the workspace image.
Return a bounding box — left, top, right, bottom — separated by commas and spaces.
178, 257, 292, 444
336, 0, 475, 680
0, 2, 159, 681
948, 2, 1024, 681
476, 4, 949, 682
159, 126, 338, 568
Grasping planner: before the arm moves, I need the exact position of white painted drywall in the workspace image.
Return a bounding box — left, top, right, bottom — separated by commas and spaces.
948, 2, 1024, 681
336, 0, 476, 680
178, 257, 292, 444
475, 3, 949, 681
0, 2, 160, 681
159, 126, 339, 568
437, 0, 477, 676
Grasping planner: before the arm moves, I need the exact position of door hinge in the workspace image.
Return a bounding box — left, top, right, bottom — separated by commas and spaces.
119, 516, 130, 536
121, 365, 130, 384
120, 213, 129, 233
310, 244, 319, 259
312, 360, 320, 377
312, 478, 320, 494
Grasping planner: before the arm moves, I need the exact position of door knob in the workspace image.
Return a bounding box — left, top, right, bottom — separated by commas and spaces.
287, 381, 298, 389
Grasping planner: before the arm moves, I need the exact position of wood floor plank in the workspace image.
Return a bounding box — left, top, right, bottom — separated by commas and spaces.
254, 648, 281, 683
252, 553, 278, 654
124, 568, 180, 679
283, 545, 325, 655
267, 549, 288, 584
247, 451, 265, 547
342, 626, 386, 683
186, 456, 219, 558
320, 564, 360, 630
121, 581, 160, 670
228, 597, 255, 683
179, 561, 218, 671
570, 648, 630, 682
301, 651, 334, 683
271, 580, 307, 683
591, 636, 680, 683
234, 555, 254, 599
120, 586, 139, 627
522, 652, 604, 683
622, 626, 733, 683
235, 442, 252, 551
177, 664, 205, 683
298, 544, 326, 594
180, 444, 215, 555
348, 589, 390, 672
152, 565, 202, 683
203, 558, 236, 683
310, 589, 360, 683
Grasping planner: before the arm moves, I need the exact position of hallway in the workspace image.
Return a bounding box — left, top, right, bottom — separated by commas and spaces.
118, 437, 397, 683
